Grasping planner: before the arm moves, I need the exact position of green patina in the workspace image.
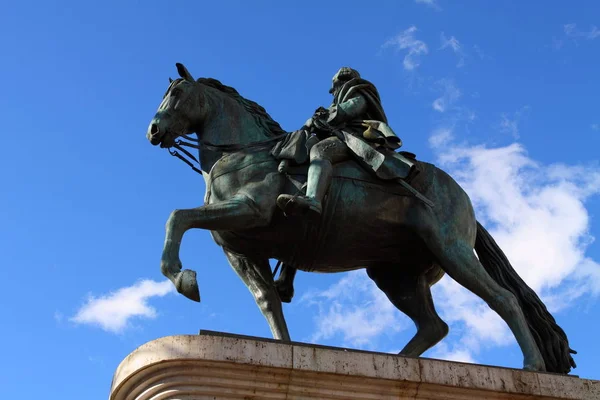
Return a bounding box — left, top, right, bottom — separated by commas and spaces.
145, 63, 576, 375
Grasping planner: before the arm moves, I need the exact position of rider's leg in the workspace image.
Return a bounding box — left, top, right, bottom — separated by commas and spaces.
304, 136, 349, 211
277, 137, 350, 217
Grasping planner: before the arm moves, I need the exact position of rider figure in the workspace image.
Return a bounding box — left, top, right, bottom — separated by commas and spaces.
276, 67, 408, 218
274, 67, 415, 303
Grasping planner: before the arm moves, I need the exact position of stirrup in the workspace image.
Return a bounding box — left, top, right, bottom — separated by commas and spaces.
277, 194, 322, 218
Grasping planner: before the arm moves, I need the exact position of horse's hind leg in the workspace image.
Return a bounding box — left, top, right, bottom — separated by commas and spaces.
224, 250, 291, 341
366, 264, 448, 357
426, 237, 545, 371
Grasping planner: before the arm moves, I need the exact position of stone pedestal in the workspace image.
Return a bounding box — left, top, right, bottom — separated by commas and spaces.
109, 330, 598, 399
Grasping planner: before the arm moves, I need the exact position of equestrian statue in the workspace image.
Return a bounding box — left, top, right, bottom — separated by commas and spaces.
145, 63, 576, 374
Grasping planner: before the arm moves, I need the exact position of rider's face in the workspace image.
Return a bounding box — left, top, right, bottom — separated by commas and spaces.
331, 82, 343, 97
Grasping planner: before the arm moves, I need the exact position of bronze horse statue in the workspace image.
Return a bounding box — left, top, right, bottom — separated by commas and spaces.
146, 63, 576, 374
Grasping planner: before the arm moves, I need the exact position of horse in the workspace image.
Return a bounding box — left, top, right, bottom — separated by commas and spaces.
145, 63, 576, 374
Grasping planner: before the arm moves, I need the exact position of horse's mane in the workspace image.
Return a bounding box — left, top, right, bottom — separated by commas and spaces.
198, 78, 286, 138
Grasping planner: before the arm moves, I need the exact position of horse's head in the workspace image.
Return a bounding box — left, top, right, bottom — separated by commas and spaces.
147, 63, 205, 148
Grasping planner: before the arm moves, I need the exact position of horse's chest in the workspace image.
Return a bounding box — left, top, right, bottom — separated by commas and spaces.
205, 151, 281, 203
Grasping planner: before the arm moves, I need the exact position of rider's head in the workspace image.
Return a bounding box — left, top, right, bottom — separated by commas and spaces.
329, 67, 360, 96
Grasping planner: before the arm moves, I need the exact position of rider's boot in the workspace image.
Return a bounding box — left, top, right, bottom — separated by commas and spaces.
277, 159, 333, 219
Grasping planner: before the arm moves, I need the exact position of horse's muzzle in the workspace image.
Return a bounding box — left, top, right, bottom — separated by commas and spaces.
147, 123, 164, 146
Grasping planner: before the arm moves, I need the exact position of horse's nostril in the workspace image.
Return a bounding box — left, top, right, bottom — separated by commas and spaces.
150, 123, 160, 135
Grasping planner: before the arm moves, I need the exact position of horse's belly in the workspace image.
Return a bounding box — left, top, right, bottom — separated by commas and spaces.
307, 226, 425, 270
303, 179, 428, 269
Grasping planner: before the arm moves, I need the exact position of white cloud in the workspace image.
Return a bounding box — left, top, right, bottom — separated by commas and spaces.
415, 0, 441, 11
432, 79, 461, 112
440, 33, 461, 52
428, 127, 454, 148
556, 23, 600, 48
499, 106, 530, 139
302, 270, 407, 348
427, 135, 600, 361
383, 26, 429, 71
71, 279, 174, 333
500, 115, 519, 138
564, 23, 600, 40
429, 277, 513, 363
432, 342, 478, 364
305, 130, 600, 365
442, 350, 477, 364
440, 33, 465, 67
564, 23, 577, 36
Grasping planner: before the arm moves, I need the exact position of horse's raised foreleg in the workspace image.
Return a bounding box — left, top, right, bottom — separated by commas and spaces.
224, 250, 290, 341
161, 197, 270, 301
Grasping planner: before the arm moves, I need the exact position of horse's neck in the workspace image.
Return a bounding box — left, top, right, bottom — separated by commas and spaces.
196, 88, 272, 175
198, 144, 222, 176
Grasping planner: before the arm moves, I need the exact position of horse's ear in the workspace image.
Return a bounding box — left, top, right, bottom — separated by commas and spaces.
176, 63, 194, 82
169, 77, 173, 83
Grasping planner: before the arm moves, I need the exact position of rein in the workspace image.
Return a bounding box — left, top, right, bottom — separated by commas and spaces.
167, 132, 287, 175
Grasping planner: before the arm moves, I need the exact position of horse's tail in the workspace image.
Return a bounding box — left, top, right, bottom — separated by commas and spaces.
474, 221, 577, 374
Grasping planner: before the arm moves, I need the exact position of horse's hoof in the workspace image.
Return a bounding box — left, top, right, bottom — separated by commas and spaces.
275, 280, 294, 303
279, 292, 294, 303
523, 358, 546, 372
175, 269, 201, 302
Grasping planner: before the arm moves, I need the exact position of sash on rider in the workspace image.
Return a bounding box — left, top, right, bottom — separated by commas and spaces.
338, 129, 416, 181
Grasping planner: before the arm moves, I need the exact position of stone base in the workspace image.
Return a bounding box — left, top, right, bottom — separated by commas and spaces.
110, 330, 598, 400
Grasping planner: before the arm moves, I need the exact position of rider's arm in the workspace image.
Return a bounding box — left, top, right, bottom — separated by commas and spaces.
303, 107, 330, 130
326, 94, 368, 126
302, 116, 314, 130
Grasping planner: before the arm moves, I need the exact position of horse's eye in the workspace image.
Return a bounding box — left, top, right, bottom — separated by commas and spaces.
171, 89, 181, 97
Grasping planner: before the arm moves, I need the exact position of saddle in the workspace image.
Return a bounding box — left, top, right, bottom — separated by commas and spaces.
271, 130, 432, 206
271, 129, 420, 182
204, 136, 433, 208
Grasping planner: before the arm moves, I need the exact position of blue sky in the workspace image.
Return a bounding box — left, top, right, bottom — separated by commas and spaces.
2, 1, 600, 398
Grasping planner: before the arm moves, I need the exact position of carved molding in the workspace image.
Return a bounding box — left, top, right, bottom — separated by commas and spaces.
110, 332, 599, 400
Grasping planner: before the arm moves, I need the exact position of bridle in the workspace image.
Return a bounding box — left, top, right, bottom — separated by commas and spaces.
167, 132, 288, 175
163, 78, 288, 175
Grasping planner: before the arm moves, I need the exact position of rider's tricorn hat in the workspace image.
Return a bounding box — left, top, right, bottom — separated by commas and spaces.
329, 67, 361, 94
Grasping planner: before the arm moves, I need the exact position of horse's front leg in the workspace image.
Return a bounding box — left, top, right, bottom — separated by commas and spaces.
161, 196, 269, 301
224, 250, 290, 341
